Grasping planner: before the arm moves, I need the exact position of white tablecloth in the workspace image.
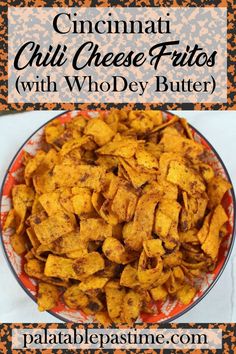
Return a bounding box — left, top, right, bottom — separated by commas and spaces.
0, 110, 235, 323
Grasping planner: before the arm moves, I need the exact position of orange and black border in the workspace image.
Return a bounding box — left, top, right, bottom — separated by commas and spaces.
0, 0, 235, 111
0, 323, 235, 353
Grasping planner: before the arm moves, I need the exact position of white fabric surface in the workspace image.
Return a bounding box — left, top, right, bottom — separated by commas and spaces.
0, 110, 235, 323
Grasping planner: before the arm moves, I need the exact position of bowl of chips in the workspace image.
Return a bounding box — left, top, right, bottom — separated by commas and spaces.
0, 110, 235, 324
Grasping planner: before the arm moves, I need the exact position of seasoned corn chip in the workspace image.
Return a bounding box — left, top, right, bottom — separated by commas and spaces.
154, 209, 172, 238
135, 148, 159, 169
167, 160, 206, 195
11, 233, 29, 255
111, 184, 138, 222
36, 230, 82, 255
60, 136, 89, 156
72, 252, 105, 278
44, 254, 81, 280
105, 280, 125, 321
24, 150, 46, 185
33, 211, 75, 244
3, 209, 16, 230
72, 188, 94, 216
124, 193, 160, 251
26, 227, 40, 249
45, 120, 64, 145
12, 184, 35, 233
45, 252, 104, 281
85, 119, 115, 146
24, 258, 68, 287
160, 133, 204, 160
103, 237, 138, 265
122, 290, 142, 323
207, 176, 231, 209
53, 164, 104, 191
38, 282, 60, 311
143, 239, 165, 257
33, 149, 59, 194
119, 158, 154, 189
150, 285, 168, 301
197, 212, 212, 245
138, 250, 163, 287
38, 191, 64, 216
97, 138, 138, 158
120, 265, 139, 288
66, 247, 88, 259
78, 276, 109, 292
176, 284, 196, 305
63, 285, 89, 309
201, 205, 228, 260
84, 296, 104, 315
80, 218, 112, 242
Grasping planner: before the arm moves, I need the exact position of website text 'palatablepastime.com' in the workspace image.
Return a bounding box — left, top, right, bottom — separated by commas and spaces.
12, 328, 222, 350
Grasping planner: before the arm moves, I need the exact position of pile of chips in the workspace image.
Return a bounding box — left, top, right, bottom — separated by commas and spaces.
4, 110, 231, 324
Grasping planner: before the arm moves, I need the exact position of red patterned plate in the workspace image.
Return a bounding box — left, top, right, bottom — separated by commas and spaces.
0, 110, 235, 323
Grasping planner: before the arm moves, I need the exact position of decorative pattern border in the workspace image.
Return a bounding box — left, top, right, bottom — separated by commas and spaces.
0, 0, 235, 110
0, 323, 235, 353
